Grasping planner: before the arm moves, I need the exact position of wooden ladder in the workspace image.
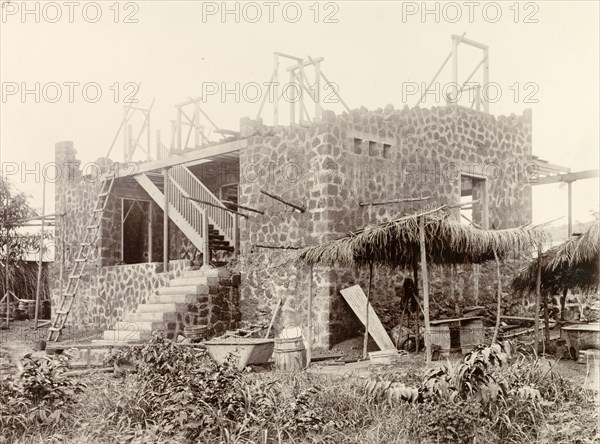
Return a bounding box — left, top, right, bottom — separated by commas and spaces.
47, 171, 116, 341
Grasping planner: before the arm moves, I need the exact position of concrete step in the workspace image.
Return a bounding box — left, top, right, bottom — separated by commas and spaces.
169, 276, 217, 287
127, 311, 177, 322
102, 329, 153, 342
181, 268, 230, 279
137, 302, 189, 313
113, 321, 164, 332
157, 285, 206, 295
148, 293, 207, 304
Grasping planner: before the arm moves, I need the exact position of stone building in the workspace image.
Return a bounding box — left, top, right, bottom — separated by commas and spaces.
51, 104, 543, 349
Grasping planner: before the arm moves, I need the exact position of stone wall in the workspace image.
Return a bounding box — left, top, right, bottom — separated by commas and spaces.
238, 105, 534, 350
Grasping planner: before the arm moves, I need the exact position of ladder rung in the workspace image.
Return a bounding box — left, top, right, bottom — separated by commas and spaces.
92, 208, 103, 213
87, 225, 100, 230
74, 258, 86, 262
98, 192, 110, 197
69, 274, 82, 280
48, 327, 60, 332
55, 309, 69, 315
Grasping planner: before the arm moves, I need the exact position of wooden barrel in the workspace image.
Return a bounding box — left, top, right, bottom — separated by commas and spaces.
273, 337, 307, 371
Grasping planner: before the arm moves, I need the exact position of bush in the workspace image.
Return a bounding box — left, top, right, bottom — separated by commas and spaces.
0, 355, 85, 442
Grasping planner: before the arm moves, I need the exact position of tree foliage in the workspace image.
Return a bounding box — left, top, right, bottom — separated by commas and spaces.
0, 176, 50, 297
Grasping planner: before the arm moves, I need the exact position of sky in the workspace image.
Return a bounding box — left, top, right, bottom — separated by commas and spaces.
1, 1, 598, 238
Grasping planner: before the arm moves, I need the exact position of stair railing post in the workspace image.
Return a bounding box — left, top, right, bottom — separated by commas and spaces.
233, 213, 239, 258
163, 167, 170, 272
202, 208, 210, 268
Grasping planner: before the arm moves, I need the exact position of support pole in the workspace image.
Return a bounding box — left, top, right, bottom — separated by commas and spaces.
363, 261, 373, 360
273, 53, 279, 126
307, 265, 313, 365
202, 208, 210, 268
314, 61, 322, 121
156, 130, 161, 160
34, 180, 46, 327
491, 248, 501, 343
534, 243, 542, 356
4, 226, 9, 327
148, 204, 153, 262
451, 35, 459, 104
58, 215, 64, 318
482, 48, 489, 113
176, 108, 182, 151
163, 168, 170, 271
418, 217, 432, 364
567, 181, 573, 236
413, 260, 419, 353
147, 109, 152, 161
543, 285, 550, 342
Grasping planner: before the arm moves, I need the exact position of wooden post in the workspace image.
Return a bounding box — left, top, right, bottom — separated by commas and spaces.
120, 198, 125, 263
491, 248, 501, 343
289, 70, 296, 125
413, 260, 419, 353
123, 107, 128, 162
58, 215, 64, 318
176, 108, 182, 151
451, 35, 459, 103
314, 61, 322, 121
363, 261, 374, 360
194, 102, 201, 148
233, 213, 239, 258
534, 243, 542, 356
543, 289, 550, 342
273, 53, 279, 126
307, 265, 313, 365
147, 109, 151, 161
567, 181, 573, 237
156, 129, 161, 160
418, 217, 432, 365
482, 48, 489, 113
163, 168, 170, 271
148, 204, 153, 263
202, 208, 209, 268
127, 124, 133, 162
4, 225, 9, 327
34, 180, 46, 326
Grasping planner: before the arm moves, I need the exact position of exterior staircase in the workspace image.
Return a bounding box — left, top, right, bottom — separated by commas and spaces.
135, 164, 237, 264
100, 267, 229, 343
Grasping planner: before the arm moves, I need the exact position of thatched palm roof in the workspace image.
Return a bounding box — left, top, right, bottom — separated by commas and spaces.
298, 207, 546, 269
512, 223, 599, 296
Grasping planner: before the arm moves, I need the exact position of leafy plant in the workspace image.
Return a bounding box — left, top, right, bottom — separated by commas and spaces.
0, 355, 85, 442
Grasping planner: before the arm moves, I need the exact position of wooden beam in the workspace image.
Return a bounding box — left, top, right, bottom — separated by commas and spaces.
533, 169, 598, 186
260, 190, 306, 213
113, 139, 245, 179
359, 195, 431, 207
222, 200, 264, 215
287, 57, 324, 71
183, 196, 248, 219
452, 34, 488, 50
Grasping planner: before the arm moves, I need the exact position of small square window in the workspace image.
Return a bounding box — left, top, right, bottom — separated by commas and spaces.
353, 138, 362, 154
383, 144, 391, 159
369, 141, 377, 156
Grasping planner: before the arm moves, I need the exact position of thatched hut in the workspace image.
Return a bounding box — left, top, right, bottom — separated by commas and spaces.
512, 223, 599, 318
298, 208, 545, 268
297, 206, 547, 363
